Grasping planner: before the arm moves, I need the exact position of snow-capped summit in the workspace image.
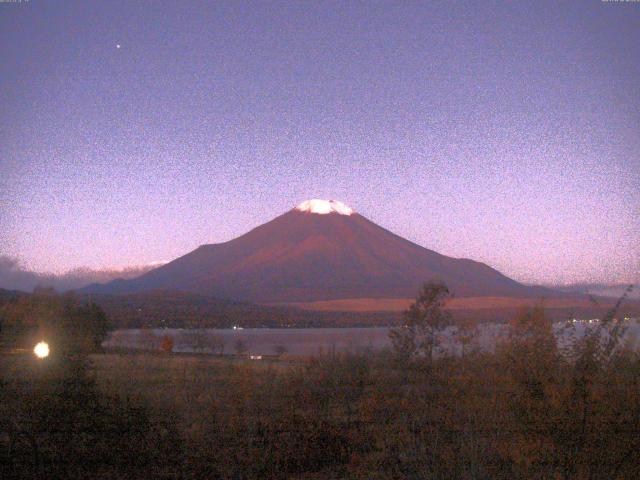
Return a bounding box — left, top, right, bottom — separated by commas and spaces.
82, 197, 557, 303
295, 199, 354, 216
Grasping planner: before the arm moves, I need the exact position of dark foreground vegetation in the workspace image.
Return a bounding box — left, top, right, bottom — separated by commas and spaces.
1, 285, 639, 479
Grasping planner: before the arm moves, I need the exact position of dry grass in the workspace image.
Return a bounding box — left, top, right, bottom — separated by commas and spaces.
283, 296, 612, 312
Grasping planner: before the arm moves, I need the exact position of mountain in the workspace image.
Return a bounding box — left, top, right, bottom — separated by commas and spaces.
81, 199, 557, 303
554, 283, 639, 300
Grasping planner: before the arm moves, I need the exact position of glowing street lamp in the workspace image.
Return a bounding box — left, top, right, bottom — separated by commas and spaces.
34, 341, 50, 359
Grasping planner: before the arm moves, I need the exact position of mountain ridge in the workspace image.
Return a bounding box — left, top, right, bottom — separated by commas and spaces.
80, 201, 559, 302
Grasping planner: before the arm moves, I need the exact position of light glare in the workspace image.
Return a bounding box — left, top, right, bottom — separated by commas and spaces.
34, 341, 50, 358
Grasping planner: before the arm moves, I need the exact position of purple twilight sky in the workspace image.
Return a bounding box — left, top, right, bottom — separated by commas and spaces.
1, 0, 639, 286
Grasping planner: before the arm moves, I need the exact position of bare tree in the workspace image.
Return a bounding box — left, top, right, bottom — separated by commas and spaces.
455, 316, 478, 357
273, 344, 288, 357
184, 329, 209, 353
211, 335, 226, 355
234, 338, 247, 356
138, 327, 159, 351
389, 281, 452, 364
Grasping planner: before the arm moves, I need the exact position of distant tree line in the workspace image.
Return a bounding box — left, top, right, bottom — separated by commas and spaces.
78, 290, 401, 329
0, 288, 110, 352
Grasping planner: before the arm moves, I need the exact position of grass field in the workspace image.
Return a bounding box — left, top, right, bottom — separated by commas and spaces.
4, 340, 640, 479
284, 296, 627, 312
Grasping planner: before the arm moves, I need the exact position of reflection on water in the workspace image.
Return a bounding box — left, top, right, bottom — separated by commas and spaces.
104, 318, 640, 357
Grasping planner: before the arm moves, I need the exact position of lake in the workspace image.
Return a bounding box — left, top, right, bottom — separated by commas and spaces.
104, 319, 640, 357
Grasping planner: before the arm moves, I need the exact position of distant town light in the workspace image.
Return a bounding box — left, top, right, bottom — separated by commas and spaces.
34, 341, 50, 359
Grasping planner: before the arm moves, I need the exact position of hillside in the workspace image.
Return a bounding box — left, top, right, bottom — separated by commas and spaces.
82, 200, 559, 303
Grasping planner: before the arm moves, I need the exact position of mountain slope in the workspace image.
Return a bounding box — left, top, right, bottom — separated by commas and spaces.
82, 200, 556, 302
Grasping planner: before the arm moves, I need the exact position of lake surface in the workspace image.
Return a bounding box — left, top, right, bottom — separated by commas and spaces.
104, 319, 640, 357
